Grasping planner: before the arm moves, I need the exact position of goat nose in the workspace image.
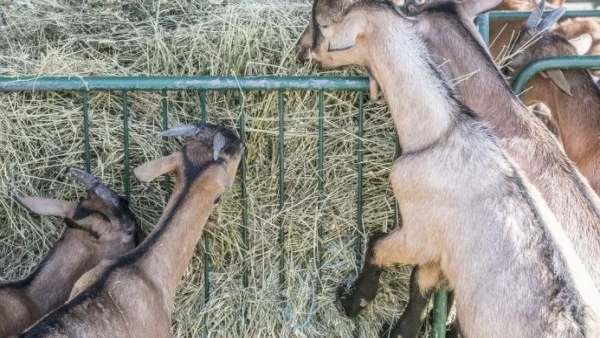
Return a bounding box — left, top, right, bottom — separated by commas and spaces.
295, 45, 310, 63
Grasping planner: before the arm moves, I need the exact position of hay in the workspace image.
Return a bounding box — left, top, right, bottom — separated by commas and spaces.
0, 0, 421, 337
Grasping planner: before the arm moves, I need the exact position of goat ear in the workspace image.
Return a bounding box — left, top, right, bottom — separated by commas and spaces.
526, 0, 545, 29
529, 102, 552, 118
543, 69, 573, 96
459, 0, 503, 20
133, 152, 182, 183
328, 15, 366, 52
569, 33, 593, 55
537, 7, 567, 32
14, 196, 76, 218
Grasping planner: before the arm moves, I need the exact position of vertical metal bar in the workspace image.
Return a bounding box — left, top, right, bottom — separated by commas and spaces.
199, 90, 209, 338
317, 90, 325, 277
355, 92, 364, 263
82, 90, 91, 173
161, 90, 170, 201
200, 90, 207, 121
239, 90, 249, 288
353, 92, 365, 338
278, 89, 286, 294
475, 13, 490, 47
432, 286, 448, 338
121, 91, 130, 201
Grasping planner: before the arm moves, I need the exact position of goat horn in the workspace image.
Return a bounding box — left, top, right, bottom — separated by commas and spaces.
537, 7, 567, 32
160, 124, 200, 138
213, 132, 226, 161
526, 0, 545, 29
70, 168, 120, 210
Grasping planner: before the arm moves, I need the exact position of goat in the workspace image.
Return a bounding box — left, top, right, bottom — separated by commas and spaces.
0, 169, 139, 338
505, 6, 600, 194
403, 0, 582, 66
305, 2, 600, 337
19, 123, 242, 338
391, 1, 600, 336
297, 0, 600, 336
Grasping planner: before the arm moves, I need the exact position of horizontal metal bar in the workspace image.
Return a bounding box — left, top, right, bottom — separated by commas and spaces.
0, 76, 369, 92
512, 56, 600, 94
488, 9, 600, 20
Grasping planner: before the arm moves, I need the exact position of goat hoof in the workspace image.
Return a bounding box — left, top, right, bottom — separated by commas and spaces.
335, 275, 368, 317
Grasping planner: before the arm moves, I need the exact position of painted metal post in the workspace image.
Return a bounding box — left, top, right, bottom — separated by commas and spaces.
475, 12, 490, 47
432, 286, 448, 338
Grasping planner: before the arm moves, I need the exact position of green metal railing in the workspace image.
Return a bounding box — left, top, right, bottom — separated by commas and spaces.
512, 55, 600, 93
476, 10, 600, 46
0, 75, 371, 337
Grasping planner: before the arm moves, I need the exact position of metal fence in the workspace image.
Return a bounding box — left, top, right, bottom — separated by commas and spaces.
1, 8, 600, 338
0, 76, 374, 337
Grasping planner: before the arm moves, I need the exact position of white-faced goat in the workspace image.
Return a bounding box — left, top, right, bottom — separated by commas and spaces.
302, 1, 600, 337
298, 0, 600, 336
505, 7, 600, 194
0, 169, 139, 338
18, 123, 242, 338
297, 0, 600, 337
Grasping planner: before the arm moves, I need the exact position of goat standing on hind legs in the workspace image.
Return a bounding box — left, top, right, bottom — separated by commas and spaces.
303, 1, 600, 337
19, 123, 242, 338
0, 169, 140, 338
390, 1, 600, 336
298, 0, 600, 336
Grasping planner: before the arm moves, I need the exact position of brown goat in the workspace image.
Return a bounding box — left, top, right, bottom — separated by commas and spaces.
19, 123, 242, 338
399, 1, 600, 337
403, 0, 575, 66
297, 0, 600, 337
303, 2, 600, 337
506, 8, 600, 194
0, 169, 139, 338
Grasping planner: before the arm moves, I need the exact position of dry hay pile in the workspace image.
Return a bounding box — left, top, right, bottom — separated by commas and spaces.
0, 0, 421, 337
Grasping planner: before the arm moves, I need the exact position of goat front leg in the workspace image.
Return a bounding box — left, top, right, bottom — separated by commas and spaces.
309, 47, 365, 70
379, 264, 442, 338
336, 228, 427, 317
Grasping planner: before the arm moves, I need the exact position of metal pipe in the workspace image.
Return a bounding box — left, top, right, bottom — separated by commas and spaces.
475, 13, 490, 47
512, 56, 600, 94
0, 76, 370, 92
432, 286, 448, 338
488, 9, 600, 19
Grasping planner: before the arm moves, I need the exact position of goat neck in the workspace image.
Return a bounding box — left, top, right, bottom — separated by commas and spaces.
23, 230, 97, 316
135, 156, 224, 305
526, 72, 600, 165
332, 10, 455, 153
416, 6, 527, 135
0, 229, 95, 337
